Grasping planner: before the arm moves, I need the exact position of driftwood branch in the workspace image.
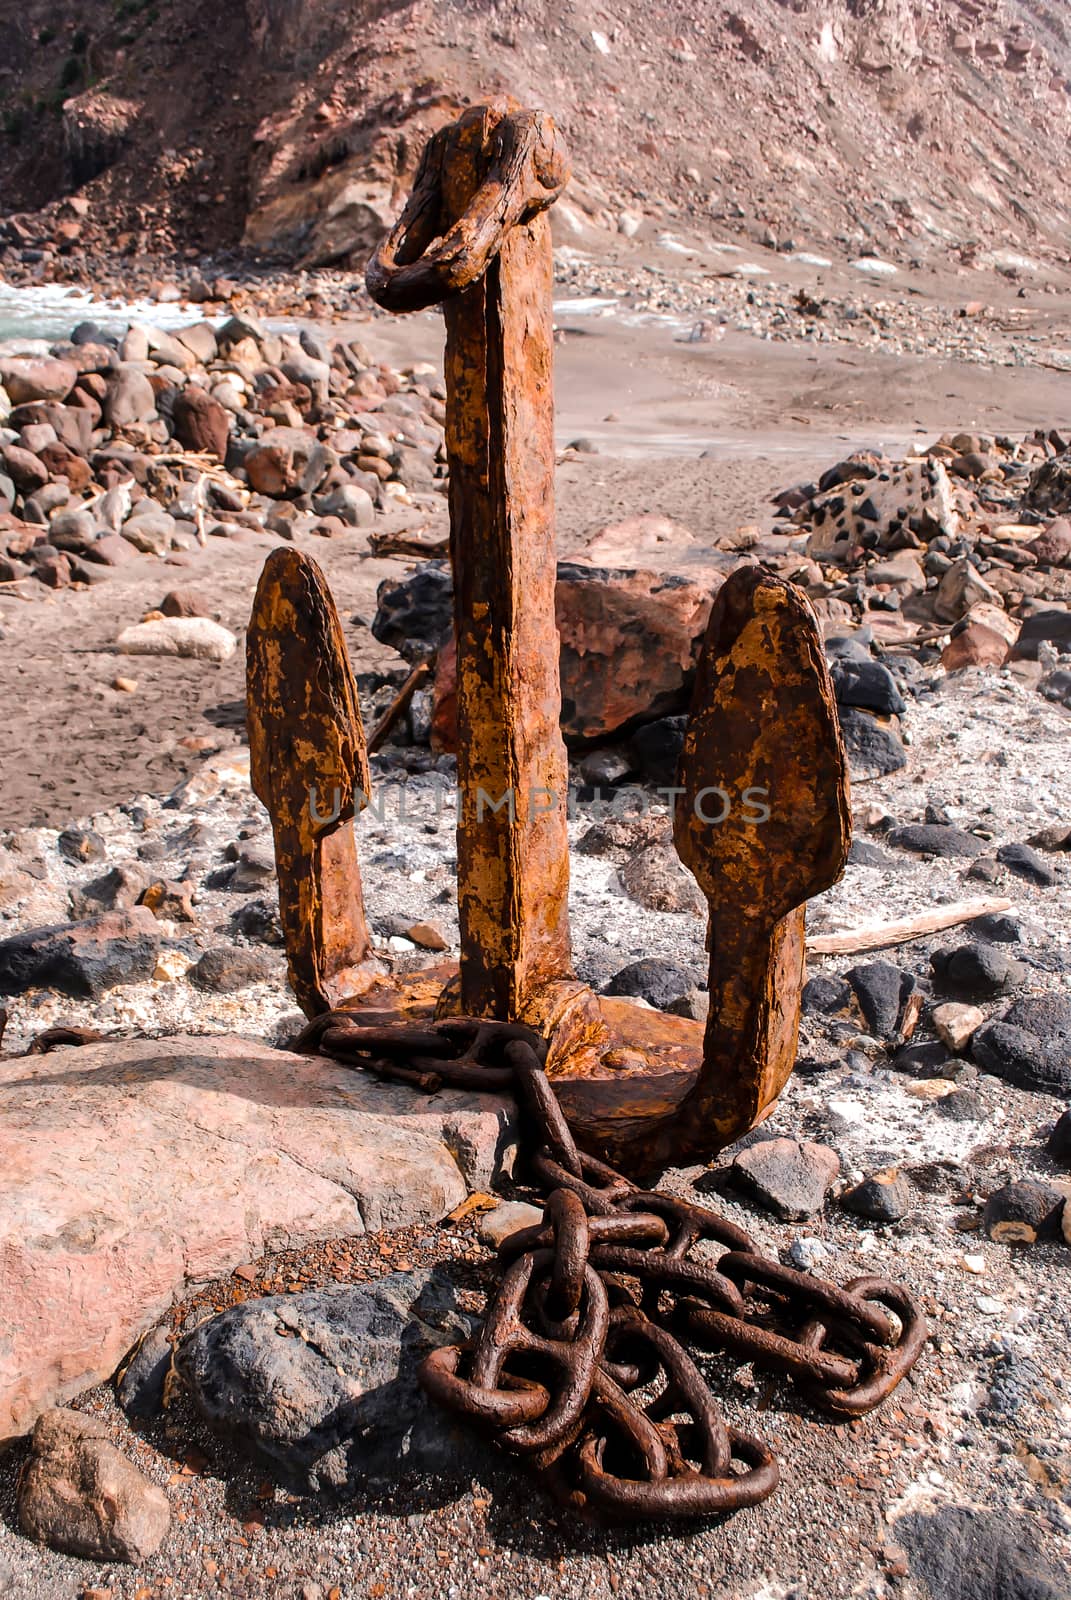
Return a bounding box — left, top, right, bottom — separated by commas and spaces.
808, 897, 1014, 956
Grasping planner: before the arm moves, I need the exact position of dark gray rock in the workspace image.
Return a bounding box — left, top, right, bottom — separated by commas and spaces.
969, 911, 1023, 943
731, 1137, 840, 1220
1010, 606, 1071, 661
898, 1504, 1070, 1600
888, 823, 985, 858
892, 1040, 951, 1076
936, 942, 1026, 999
829, 657, 905, 715
847, 837, 899, 869
189, 946, 275, 993
971, 1021, 1071, 1096
837, 707, 906, 777
577, 746, 634, 789
846, 961, 916, 1039
57, 825, 107, 864
841, 1169, 912, 1222
801, 974, 852, 1015
176, 1269, 484, 1491
1048, 1107, 1071, 1164
996, 841, 1057, 886
0, 908, 159, 998
1003, 994, 1071, 1041
371, 563, 453, 662
983, 1180, 1065, 1244
229, 898, 285, 946
983, 1350, 1056, 1424
116, 1324, 173, 1420
936, 1088, 986, 1121
629, 715, 688, 788
603, 957, 702, 1012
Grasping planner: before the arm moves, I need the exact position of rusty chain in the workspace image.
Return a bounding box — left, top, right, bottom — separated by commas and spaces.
300, 1011, 927, 1520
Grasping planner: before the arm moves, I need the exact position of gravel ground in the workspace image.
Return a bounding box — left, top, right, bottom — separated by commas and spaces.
1, 652, 1069, 1599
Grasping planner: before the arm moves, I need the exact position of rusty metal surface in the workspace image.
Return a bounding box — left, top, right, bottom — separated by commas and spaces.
368, 99, 573, 1022
246, 547, 378, 1017
311, 1019, 926, 1521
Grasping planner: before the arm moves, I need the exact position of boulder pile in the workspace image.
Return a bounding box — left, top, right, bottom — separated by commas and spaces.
0, 314, 447, 591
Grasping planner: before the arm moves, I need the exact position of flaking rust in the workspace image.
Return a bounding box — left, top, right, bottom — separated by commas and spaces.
249, 99, 851, 1177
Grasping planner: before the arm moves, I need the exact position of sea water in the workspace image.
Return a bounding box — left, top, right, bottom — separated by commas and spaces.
0, 281, 213, 345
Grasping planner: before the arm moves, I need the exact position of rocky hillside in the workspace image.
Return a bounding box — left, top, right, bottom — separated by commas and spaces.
1, 0, 1070, 276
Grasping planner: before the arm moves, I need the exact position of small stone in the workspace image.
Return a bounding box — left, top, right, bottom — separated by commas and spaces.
983, 1181, 1064, 1245
969, 911, 1022, 943
995, 841, 1057, 886
971, 1021, 1071, 1096
888, 823, 985, 859
406, 920, 449, 952
628, 716, 688, 787
905, 1078, 957, 1100
962, 1253, 986, 1274
116, 617, 237, 662
937, 1088, 986, 1121
116, 1325, 173, 1421
618, 845, 704, 915
731, 1137, 840, 1220
842, 1168, 912, 1223
57, 825, 107, 864
937, 943, 1026, 999
17, 1408, 169, 1563
189, 946, 275, 993
154, 949, 193, 982
0, 908, 160, 998
478, 1201, 544, 1249
801, 975, 852, 1015
932, 1001, 984, 1052
159, 588, 213, 619
139, 879, 196, 922
837, 707, 906, 777
604, 957, 702, 1012
829, 657, 905, 715
1047, 1108, 1071, 1165
787, 1237, 831, 1271
846, 961, 915, 1040
941, 621, 1009, 672
111, 676, 138, 693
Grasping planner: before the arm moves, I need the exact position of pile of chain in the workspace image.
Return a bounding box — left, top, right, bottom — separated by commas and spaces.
298, 1013, 927, 1521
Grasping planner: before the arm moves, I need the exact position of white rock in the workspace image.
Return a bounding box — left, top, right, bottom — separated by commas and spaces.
932, 1001, 984, 1052
478, 1200, 543, 1249
116, 617, 237, 662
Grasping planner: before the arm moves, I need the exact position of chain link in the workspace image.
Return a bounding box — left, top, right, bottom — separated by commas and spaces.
305, 1015, 927, 1520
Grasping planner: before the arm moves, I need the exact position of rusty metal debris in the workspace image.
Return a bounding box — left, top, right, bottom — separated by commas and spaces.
297, 1015, 926, 1519
244, 97, 924, 1519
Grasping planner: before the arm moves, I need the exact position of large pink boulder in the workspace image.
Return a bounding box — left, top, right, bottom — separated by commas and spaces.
0, 358, 79, 406
0, 1034, 516, 1441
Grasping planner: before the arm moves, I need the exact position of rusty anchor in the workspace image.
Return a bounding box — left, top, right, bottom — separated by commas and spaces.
246, 98, 851, 1180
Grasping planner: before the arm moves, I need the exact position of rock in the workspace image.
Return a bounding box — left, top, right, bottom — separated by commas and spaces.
941, 621, 1009, 672
1022, 450, 1071, 516
629, 715, 688, 787
478, 1201, 544, 1248
932, 1001, 984, 1052
0, 1034, 517, 1437
0, 908, 160, 998
971, 1021, 1071, 1096
847, 837, 898, 868
1026, 517, 1071, 567
846, 961, 916, 1039
244, 428, 333, 498
177, 1270, 485, 1490
578, 746, 634, 788
116, 1325, 173, 1420
159, 587, 213, 618
1002, 993, 1071, 1041
372, 562, 454, 662
17, 1408, 169, 1562
731, 1137, 840, 1219
837, 707, 906, 777
1047, 1108, 1071, 1164
934, 558, 1001, 622
104, 367, 157, 428
121, 510, 173, 555
1, 442, 50, 496
888, 823, 985, 858
983, 1181, 1064, 1244
787, 1237, 831, 1271
57, 825, 107, 864
172, 387, 230, 460
936, 942, 1026, 998
801, 974, 851, 1015
555, 562, 716, 741
897, 1503, 1069, 1600
315, 483, 375, 527
0, 358, 78, 405
229, 898, 285, 946
995, 841, 1057, 886
842, 1168, 912, 1223
116, 617, 237, 661
73, 862, 152, 915
618, 844, 705, 914
1041, 668, 1071, 708
969, 910, 1022, 942
405, 920, 449, 951
1010, 607, 1071, 661
604, 957, 702, 1011
229, 842, 276, 891
189, 946, 275, 992
829, 657, 905, 714
936, 1088, 985, 1120
139, 879, 195, 922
